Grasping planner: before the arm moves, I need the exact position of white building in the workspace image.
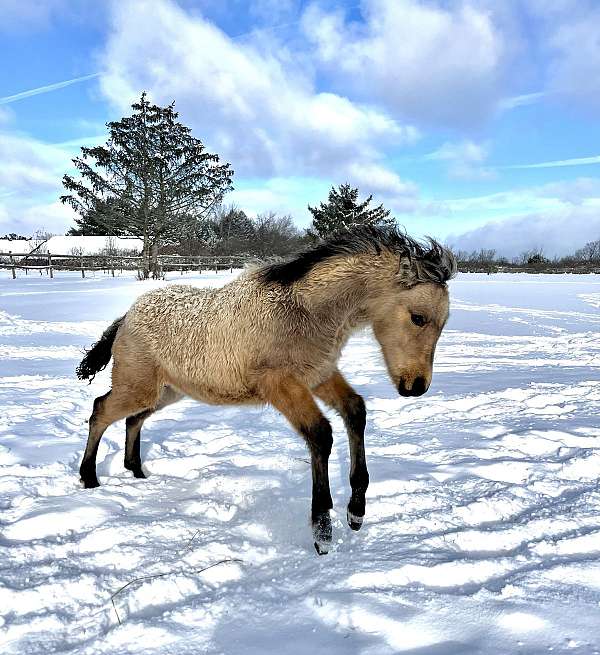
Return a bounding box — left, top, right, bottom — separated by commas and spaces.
0, 236, 143, 255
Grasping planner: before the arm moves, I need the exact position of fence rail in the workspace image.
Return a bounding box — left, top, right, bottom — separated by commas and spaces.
0, 251, 248, 279
4, 251, 600, 280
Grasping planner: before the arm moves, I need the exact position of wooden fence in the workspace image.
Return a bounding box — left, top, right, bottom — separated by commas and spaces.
0, 251, 248, 279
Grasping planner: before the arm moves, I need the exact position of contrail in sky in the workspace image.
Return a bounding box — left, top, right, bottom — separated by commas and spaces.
506, 155, 600, 169
0, 73, 100, 105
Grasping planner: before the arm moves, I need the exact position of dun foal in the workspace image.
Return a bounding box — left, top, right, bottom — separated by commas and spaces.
77, 227, 456, 553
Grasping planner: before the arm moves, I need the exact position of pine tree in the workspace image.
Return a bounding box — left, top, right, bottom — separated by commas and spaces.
307, 183, 394, 239
207, 205, 255, 255
61, 93, 233, 277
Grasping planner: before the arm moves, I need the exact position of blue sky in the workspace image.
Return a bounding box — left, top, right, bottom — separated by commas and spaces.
1, 0, 600, 257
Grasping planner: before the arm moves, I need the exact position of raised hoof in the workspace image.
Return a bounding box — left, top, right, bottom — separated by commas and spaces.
314, 540, 329, 555
312, 511, 332, 555
347, 509, 364, 531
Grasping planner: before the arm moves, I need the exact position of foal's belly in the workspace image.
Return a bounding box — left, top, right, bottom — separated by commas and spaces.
162, 363, 259, 406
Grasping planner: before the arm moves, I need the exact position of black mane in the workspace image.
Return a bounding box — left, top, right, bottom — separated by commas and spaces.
258, 225, 457, 286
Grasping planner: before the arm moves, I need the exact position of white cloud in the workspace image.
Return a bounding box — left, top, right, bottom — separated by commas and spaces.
437, 177, 600, 215
426, 140, 495, 180
0, 197, 77, 236
447, 206, 600, 258
440, 176, 600, 257
0, 131, 76, 235
98, 0, 419, 209
549, 15, 600, 109
302, 0, 506, 127
230, 177, 327, 223
343, 162, 420, 213
0, 133, 71, 194
519, 1, 600, 111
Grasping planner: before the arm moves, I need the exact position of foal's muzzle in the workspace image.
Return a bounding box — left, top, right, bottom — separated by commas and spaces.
398, 377, 428, 397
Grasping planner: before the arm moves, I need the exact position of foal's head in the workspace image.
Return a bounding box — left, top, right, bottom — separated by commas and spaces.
370, 278, 450, 397
363, 233, 456, 397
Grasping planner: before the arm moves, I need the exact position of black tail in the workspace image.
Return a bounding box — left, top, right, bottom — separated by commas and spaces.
76, 315, 125, 382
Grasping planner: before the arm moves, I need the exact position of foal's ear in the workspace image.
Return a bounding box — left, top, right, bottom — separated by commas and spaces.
397, 256, 417, 286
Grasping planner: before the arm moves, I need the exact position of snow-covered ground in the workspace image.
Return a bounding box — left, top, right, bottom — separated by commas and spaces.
2, 269, 600, 654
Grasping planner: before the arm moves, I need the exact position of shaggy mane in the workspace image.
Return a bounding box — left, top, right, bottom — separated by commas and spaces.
258, 225, 457, 286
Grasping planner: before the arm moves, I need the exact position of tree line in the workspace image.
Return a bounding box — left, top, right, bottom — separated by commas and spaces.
451, 241, 600, 272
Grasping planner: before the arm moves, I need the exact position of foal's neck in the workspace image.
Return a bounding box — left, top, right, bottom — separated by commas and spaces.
295, 255, 387, 326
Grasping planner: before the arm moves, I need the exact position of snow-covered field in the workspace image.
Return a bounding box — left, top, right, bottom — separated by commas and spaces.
2, 269, 600, 654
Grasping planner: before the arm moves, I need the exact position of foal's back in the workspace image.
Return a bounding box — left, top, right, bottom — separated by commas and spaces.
116, 274, 324, 405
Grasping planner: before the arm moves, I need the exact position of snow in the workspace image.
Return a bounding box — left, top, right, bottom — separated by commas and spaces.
1, 269, 600, 654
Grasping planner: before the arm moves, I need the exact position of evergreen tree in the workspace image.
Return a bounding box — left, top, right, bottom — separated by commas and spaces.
61, 93, 233, 277
213, 205, 255, 242
307, 183, 394, 239
66, 197, 129, 236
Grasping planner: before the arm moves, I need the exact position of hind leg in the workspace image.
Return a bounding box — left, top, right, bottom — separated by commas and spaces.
80, 392, 111, 488
124, 386, 184, 478
80, 364, 160, 488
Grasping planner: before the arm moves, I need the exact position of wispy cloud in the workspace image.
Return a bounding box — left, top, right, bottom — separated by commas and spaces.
498, 91, 545, 111
505, 155, 600, 169
425, 140, 495, 180
0, 73, 100, 105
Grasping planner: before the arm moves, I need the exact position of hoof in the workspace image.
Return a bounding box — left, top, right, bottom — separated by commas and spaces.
81, 477, 100, 489
312, 511, 332, 555
347, 509, 364, 531
314, 540, 329, 555
125, 461, 146, 478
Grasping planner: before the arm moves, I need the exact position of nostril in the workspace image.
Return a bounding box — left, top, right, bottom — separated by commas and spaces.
397, 380, 410, 397
412, 377, 426, 396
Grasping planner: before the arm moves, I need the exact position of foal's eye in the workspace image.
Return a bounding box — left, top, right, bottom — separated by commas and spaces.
411, 313, 426, 327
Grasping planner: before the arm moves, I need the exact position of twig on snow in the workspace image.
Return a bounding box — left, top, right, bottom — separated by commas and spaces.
110, 557, 243, 625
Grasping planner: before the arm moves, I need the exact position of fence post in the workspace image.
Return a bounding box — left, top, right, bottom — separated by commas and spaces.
214, 257, 218, 274
9, 251, 15, 279
230, 259, 233, 273
48, 252, 53, 279
197, 257, 202, 274
80, 255, 85, 278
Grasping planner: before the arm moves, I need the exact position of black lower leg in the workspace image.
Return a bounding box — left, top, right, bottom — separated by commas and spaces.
125, 410, 152, 478
80, 437, 102, 488
80, 392, 110, 489
348, 463, 369, 530
343, 394, 369, 530
304, 417, 333, 554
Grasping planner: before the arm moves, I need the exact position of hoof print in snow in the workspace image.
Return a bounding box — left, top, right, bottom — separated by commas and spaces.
347, 509, 363, 531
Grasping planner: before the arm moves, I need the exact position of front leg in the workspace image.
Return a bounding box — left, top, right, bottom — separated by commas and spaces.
259, 371, 333, 554
315, 371, 369, 531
